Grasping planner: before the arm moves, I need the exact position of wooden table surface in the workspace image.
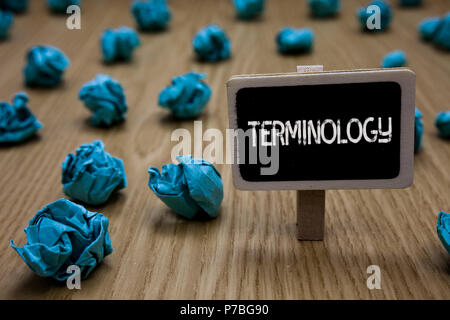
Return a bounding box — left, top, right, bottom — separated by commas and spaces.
0, 0, 449, 300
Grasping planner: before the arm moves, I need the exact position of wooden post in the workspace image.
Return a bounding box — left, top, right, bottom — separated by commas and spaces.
297, 190, 325, 240
295, 66, 326, 241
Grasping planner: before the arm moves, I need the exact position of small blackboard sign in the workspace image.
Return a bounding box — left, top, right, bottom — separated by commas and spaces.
227, 69, 415, 190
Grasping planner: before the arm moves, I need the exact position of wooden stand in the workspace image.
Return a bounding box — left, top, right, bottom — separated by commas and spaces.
295, 65, 326, 241
297, 190, 325, 240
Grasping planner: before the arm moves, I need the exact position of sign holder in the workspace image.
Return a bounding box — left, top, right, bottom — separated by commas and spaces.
227, 66, 415, 242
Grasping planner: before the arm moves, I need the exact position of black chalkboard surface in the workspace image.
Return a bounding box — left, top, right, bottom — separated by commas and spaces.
227, 69, 415, 190
236, 82, 401, 181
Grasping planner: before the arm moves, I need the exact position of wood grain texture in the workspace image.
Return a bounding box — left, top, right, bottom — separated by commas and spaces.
0, 0, 449, 299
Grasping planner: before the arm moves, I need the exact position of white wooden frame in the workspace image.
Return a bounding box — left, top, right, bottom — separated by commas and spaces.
227, 68, 416, 190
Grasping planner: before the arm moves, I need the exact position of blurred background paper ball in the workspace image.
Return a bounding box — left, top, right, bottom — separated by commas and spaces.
131, 0, 171, 31
47, 0, 81, 13
24, 45, 70, 87
101, 26, 140, 63
79, 74, 128, 127
414, 108, 424, 153
399, 0, 422, 7
435, 111, 450, 139
418, 17, 441, 40
0, 92, 42, 144
437, 211, 450, 254
158, 72, 211, 119
357, 0, 392, 31
381, 50, 407, 68
0, 0, 28, 14
0, 9, 13, 40
418, 13, 450, 51
276, 27, 314, 54
193, 24, 231, 62
308, 0, 340, 18
432, 13, 450, 51
233, 0, 265, 20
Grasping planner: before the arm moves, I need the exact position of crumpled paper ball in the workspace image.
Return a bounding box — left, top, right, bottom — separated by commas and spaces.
47, 0, 80, 13
62, 140, 127, 205
148, 155, 223, 219
414, 108, 423, 153
308, 0, 340, 18
158, 72, 211, 118
101, 26, 140, 63
418, 17, 440, 41
79, 74, 127, 127
435, 111, 450, 139
233, 0, 265, 20
131, 0, 171, 31
399, 0, 422, 6
193, 24, 231, 62
0, 0, 28, 13
24, 45, 70, 87
382, 50, 407, 68
0, 92, 42, 144
10, 198, 113, 281
276, 27, 314, 54
0, 9, 13, 40
418, 12, 450, 51
358, 0, 392, 31
437, 211, 450, 254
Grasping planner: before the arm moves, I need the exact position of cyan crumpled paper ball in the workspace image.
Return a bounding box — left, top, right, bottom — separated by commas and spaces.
418, 17, 440, 41
418, 13, 450, 51
158, 72, 211, 119
382, 50, 407, 68
10, 198, 113, 281
148, 155, 223, 219
101, 26, 140, 63
62, 140, 127, 205
358, 0, 392, 31
24, 45, 70, 87
79, 74, 127, 127
47, 0, 80, 13
131, 0, 171, 31
437, 211, 450, 254
0, 92, 42, 144
0, 0, 28, 13
233, 0, 265, 20
276, 27, 314, 54
193, 24, 231, 62
435, 111, 450, 139
399, 0, 422, 6
308, 0, 340, 18
414, 108, 423, 153
0, 9, 13, 40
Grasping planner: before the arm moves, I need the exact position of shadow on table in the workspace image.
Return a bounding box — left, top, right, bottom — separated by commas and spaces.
148, 206, 222, 236
79, 117, 127, 133
0, 135, 42, 149
7, 261, 113, 299
64, 192, 127, 216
